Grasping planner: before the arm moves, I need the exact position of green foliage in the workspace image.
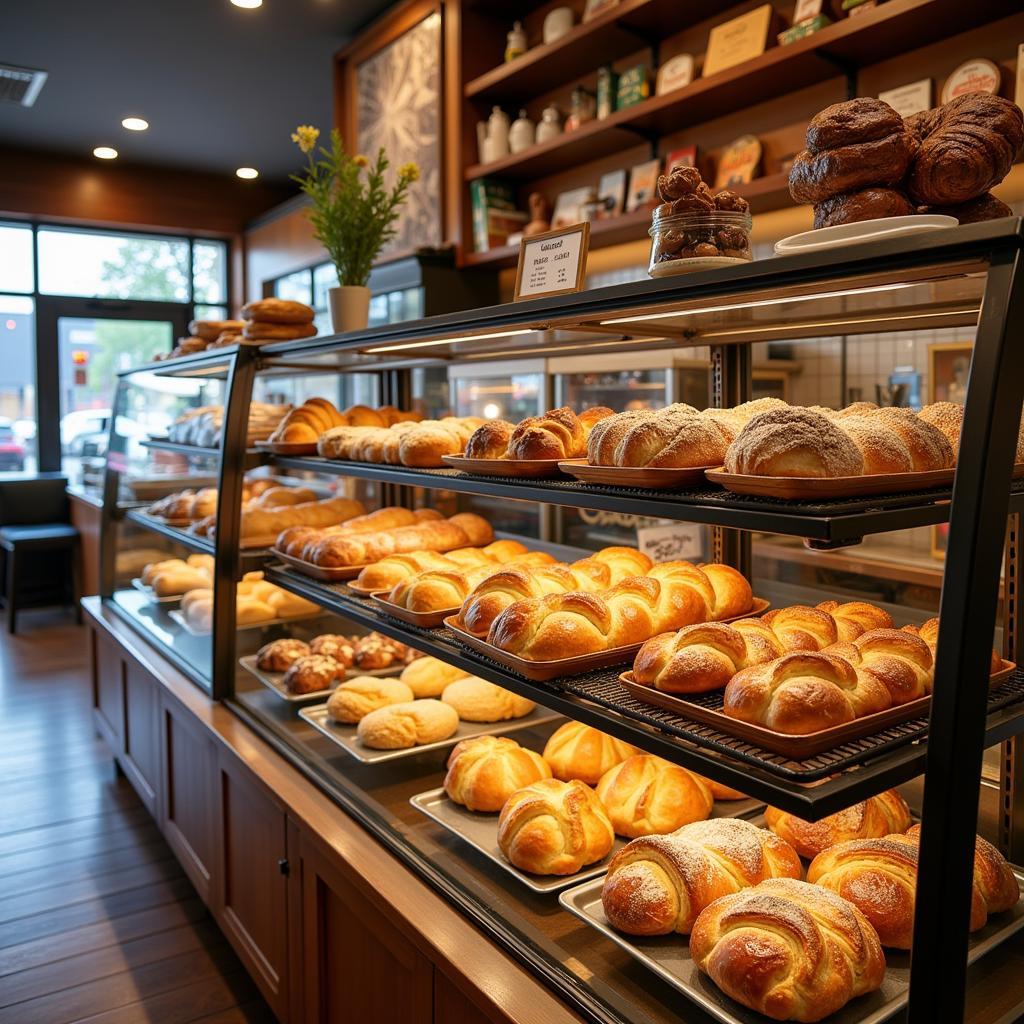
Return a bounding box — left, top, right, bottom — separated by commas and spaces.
291, 128, 418, 288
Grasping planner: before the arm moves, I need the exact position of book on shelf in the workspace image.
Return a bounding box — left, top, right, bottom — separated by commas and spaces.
470, 179, 526, 252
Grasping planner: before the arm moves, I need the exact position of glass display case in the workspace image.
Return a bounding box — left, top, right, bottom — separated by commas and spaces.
102, 220, 1024, 1023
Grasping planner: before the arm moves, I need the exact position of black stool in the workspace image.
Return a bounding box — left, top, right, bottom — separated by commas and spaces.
0, 477, 81, 634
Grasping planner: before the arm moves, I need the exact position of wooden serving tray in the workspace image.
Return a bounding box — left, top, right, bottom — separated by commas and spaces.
274, 549, 369, 581
705, 466, 955, 499
620, 660, 1015, 758
254, 440, 319, 456
372, 595, 458, 628
441, 454, 569, 478
558, 459, 716, 490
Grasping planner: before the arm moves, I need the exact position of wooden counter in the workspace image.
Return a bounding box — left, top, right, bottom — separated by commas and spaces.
68, 486, 102, 596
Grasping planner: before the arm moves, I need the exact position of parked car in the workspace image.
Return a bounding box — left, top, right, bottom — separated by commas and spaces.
0, 420, 26, 471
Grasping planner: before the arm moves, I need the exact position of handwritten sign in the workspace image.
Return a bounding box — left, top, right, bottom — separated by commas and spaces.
514, 222, 590, 301
636, 521, 703, 563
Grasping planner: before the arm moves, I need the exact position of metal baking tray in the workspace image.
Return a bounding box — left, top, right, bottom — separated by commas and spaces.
238, 654, 399, 703
410, 787, 624, 894
299, 704, 561, 765
559, 869, 1024, 1024
410, 788, 763, 896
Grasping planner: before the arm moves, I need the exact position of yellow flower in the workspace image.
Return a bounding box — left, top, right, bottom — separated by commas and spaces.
399, 162, 420, 183
290, 125, 320, 153
353, 154, 369, 168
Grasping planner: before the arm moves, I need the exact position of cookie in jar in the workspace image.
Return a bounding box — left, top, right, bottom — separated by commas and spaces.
648, 166, 753, 277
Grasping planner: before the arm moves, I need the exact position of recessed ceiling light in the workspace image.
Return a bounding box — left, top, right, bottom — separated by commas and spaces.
93, 146, 118, 160
121, 116, 149, 131
235, 166, 259, 180
231, 0, 262, 8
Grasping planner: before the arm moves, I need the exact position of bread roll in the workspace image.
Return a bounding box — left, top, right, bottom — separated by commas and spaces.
441, 677, 535, 722
595, 755, 713, 837
601, 818, 801, 935
399, 656, 469, 698
497, 778, 614, 875
256, 638, 310, 672
356, 699, 459, 749
690, 877, 886, 1022
308, 634, 355, 667
869, 407, 954, 471
151, 567, 212, 596
325, 676, 415, 724
465, 420, 513, 459
542, 722, 638, 785
283, 655, 340, 694
609, 412, 730, 469
444, 736, 551, 812
233, 495, 366, 541
765, 789, 912, 859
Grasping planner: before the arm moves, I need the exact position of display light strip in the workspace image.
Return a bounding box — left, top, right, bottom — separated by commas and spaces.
362, 328, 535, 355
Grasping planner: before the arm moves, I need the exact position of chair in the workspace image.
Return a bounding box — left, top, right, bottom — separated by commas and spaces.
0, 476, 81, 634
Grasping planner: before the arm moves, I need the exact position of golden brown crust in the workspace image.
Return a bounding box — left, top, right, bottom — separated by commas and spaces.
283, 655, 341, 694
813, 187, 914, 229
188, 319, 244, 342
255, 638, 310, 672
869, 407, 954, 471
325, 676, 414, 724
242, 321, 318, 341
444, 736, 551, 812
464, 419, 514, 459
690, 877, 886, 1022
805, 98, 905, 154
240, 297, 315, 323
541, 722, 638, 786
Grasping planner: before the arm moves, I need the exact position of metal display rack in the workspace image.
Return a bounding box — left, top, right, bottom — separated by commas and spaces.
100, 220, 1024, 1024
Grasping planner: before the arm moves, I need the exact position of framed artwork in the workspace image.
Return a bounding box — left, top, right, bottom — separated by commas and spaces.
929, 341, 972, 558
338, 3, 443, 258
928, 342, 972, 405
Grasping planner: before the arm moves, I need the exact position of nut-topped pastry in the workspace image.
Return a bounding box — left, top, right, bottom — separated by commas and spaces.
256, 638, 310, 673
283, 654, 342, 695
309, 633, 355, 668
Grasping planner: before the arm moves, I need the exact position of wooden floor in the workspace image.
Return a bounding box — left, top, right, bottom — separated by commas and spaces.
0, 608, 274, 1024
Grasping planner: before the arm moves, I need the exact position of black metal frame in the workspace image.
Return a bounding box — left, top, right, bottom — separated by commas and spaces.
100, 221, 1024, 1024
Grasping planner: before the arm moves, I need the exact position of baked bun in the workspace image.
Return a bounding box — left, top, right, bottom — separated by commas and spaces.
917, 401, 963, 455
444, 735, 551, 812
356, 699, 458, 749
283, 655, 341, 695
256, 638, 310, 672
765, 788, 912, 859
507, 407, 587, 460
595, 755, 713, 837
441, 677, 535, 722
240, 298, 314, 324
601, 818, 801, 935
189, 319, 244, 342
242, 321, 318, 341
606, 412, 730, 469
812, 187, 914, 229
906, 93, 1024, 206
790, 129, 918, 204
325, 676, 415, 724
925, 191, 1013, 224
497, 778, 614, 875
542, 722, 639, 785
399, 656, 470, 698
869, 407, 953, 471
690, 877, 886, 1022
725, 408, 864, 477
308, 634, 355, 668
805, 97, 905, 153
464, 420, 513, 459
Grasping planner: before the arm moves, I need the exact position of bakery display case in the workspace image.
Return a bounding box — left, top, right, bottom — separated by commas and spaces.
98, 220, 1024, 1023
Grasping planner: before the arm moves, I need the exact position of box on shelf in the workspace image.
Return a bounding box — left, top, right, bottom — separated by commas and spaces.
616, 65, 651, 110
879, 79, 932, 118
703, 5, 777, 78
778, 13, 831, 45
470, 179, 527, 252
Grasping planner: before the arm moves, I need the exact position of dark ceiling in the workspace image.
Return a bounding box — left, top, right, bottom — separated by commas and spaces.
1, 0, 396, 184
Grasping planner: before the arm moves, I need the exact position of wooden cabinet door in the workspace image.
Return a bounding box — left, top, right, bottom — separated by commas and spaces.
121, 658, 161, 819
217, 755, 290, 1019
160, 693, 217, 903
434, 971, 505, 1024
92, 627, 124, 752
301, 839, 433, 1024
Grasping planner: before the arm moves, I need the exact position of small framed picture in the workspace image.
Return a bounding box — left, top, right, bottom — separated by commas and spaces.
625, 158, 660, 212
598, 170, 627, 218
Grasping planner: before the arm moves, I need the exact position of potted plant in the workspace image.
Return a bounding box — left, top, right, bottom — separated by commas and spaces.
291, 125, 419, 333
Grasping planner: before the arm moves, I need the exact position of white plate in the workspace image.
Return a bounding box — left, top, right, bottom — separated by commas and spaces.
774, 215, 958, 256
649, 256, 750, 278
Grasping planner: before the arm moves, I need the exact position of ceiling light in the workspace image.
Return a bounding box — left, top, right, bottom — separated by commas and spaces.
121, 116, 148, 131
231, 0, 263, 7
235, 166, 259, 179
93, 146, 118, 160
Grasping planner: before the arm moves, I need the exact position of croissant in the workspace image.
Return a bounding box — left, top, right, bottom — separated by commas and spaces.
601, 818, 801, 936
268, 398, 344, 442
765, 789, 912, 859
488, 564, 751, 661
311, 513, 494, 567
507, 406, 586, 460
690, 877, 886, 1022
587, 405, 698, 464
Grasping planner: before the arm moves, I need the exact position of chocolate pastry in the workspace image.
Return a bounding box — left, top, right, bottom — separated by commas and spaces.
790, 131, 918, 204
906, 94, 1024, 206
904, 107, 943, 142
813, 188, 915, 229
805, 98, 904, 153
657, 165, 702, 201
669, 191, 716, 214
924, 192, 1013, 225
714, 190, 750, 213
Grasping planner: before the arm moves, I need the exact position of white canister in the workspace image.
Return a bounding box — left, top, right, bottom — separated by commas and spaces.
536, 104, 563, 144
543, 6, 574, 45
509, 110, 536, 153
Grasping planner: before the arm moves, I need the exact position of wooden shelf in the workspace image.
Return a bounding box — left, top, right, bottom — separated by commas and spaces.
462, 174, 794, 268
464, 0, 723, 103
464, 0, 1019, 183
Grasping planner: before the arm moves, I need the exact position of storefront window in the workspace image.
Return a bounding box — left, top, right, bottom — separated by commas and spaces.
0, 224, 34, 294
38, 228, 190, 302
192, 240, 227, 306
0, 294, 36, 472
273, 269, 313, 306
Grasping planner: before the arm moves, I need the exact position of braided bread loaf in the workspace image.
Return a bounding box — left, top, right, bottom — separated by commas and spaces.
632, 601, 892, 694
901, 615, 1003, 675
601, 818, 802, 936
690, 877, 886, 1022
486, 563, 752, 661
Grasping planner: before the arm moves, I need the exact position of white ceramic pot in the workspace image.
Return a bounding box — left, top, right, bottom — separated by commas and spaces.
543, 6, 574, 44
329, 285, 371, 334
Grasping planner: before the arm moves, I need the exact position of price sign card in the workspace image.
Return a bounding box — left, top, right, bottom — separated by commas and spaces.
514, 222, 590, 301
636, 521, 704, 563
